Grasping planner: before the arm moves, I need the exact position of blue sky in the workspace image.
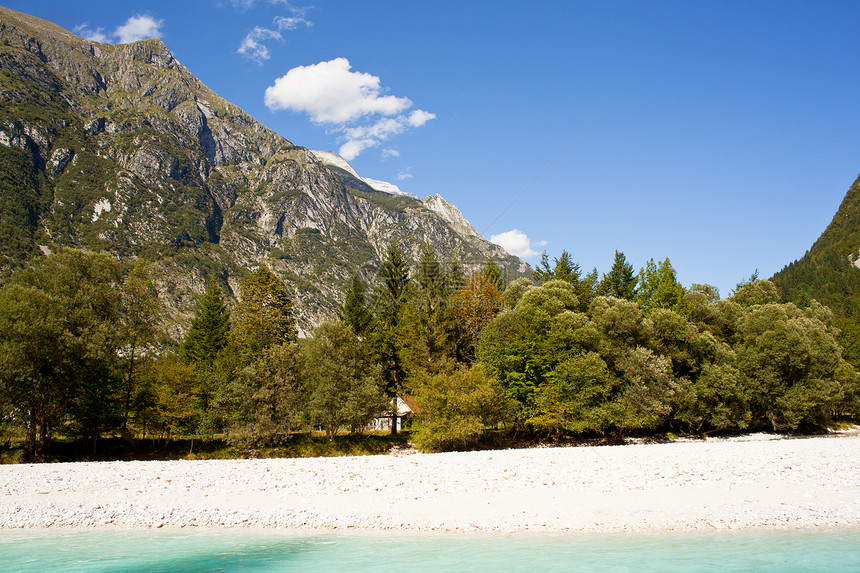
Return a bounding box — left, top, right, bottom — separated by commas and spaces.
9, 1, 860, 297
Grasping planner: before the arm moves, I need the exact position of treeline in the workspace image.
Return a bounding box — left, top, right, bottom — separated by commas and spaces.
0, 249, 389, 456
1, 246, 858, 457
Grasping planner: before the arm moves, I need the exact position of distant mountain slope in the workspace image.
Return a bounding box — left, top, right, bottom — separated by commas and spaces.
771, 172, 860, 365
771, 173, 860, 316
0, 6, 529, 337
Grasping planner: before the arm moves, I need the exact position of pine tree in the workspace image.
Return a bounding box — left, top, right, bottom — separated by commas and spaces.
532, 251, 553, 284
552, 250, 582, 284
340, 273, 373, 337
599, 250, 637, 300
637, 258, 688, 315
120, 261, 162, 431
483, 256, 506, 293
181, 280, 230, 365
372, 242, 412, 431
232, 265, 296, 361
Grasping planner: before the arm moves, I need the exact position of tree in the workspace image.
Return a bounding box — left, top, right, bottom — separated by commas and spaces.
637, 258, 688, 315
372, 242, 412, 432
180, 279, 233, 434
599, 250, 637, 300
731, 279, 779, 308
228, 342, 305, 447
734, 301, 844, 429
398, 243, 461, 375
140, 354, 200, 444
477, 280, 581, 421
120, 261, 161, 432
231, 265, 296, 361
483, 256, 506, 293
340, 273, 373, 338
552, 251, 581, 284
377, 242, 411, 308
532, 351, 620, 434
454, 272, 503, 356
0, 249, 126, 454
532, 252, 553, 284
303, 321, 387, 440
410, 363, 511, 451
532, 250, 581, 286
181, 280, 231, 365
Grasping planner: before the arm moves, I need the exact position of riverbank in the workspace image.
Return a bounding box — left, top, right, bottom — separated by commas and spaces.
2, 432, 858, 532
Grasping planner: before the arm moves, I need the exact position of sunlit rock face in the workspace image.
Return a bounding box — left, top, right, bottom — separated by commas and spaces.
0, 6, 529, 337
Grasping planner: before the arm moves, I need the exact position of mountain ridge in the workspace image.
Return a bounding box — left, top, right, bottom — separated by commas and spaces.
0, 5, 529, 337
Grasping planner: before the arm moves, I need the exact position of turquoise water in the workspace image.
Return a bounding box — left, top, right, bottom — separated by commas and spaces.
2, 528, 859, 572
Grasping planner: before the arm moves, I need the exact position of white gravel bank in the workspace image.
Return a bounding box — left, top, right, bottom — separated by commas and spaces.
2, 433, 859, 532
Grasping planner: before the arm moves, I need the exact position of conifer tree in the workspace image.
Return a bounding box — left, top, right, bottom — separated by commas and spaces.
340, 273, 373, 338
232, 265, 296, 361
120, 261, 161, 431
181, 280, 230, 365
532, 252, 552, 284
483, 256, 506, 293
372, 243, 411, 431
552, 250, 582, 284
599, 250, 637, 300
637, 258, 688, 315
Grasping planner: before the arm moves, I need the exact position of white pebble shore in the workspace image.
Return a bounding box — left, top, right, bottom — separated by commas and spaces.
2, 433, 859, 532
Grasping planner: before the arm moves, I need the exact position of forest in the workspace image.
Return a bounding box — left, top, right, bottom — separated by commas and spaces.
0, 245, 857, 460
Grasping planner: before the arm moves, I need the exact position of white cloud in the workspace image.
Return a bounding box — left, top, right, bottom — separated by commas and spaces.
396, 168, 413, 181
490, 229, 546, 258
238, 26, 281, 63
338, 139, 375, 161
381, 148, 400, 160
74, 23, 110, 43
407, 109, 436, 127
232, 0, 308, 8
265, 57, 435, 159
236, 4, 312, 64
265, 58, 412, 122
114, 15, 164, 43
274, 15, 311, 30
75, 15, 164, 45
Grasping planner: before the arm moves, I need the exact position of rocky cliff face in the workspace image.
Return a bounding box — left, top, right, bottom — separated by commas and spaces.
0, 6, 529, 337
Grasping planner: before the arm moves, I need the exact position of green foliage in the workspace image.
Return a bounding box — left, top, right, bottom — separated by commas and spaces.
0, 145, 46, 271
372, 242, 411, 395
478, 280, 584, 421
735, 302, 843, 429
483, 256, 506, 293
181, 280, 231, 365
227, 342, 304, 447
138, 354, 200, 443
340, 272, 373, 337
231, 265, 297, 361
637, 258, 689, 316
732, 279, 780, 308
454, 272, 503, 358
532, 252, 553, 284
302, 321, 387, 440
119, 261, 162, 431
397, 243, 464, 374
674, 361, 750, 431
532, 352, 619, 434
502, 277, 535, 310
599, 250, 637, 300
410, 363, 511, 451
0, 249, 126, 453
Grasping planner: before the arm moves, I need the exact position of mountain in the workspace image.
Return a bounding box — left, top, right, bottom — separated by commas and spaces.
0, 6, 529, 337
771, 172, 860, 365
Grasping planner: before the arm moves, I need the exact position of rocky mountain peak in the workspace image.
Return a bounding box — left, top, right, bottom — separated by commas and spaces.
0, 6, 530, 337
